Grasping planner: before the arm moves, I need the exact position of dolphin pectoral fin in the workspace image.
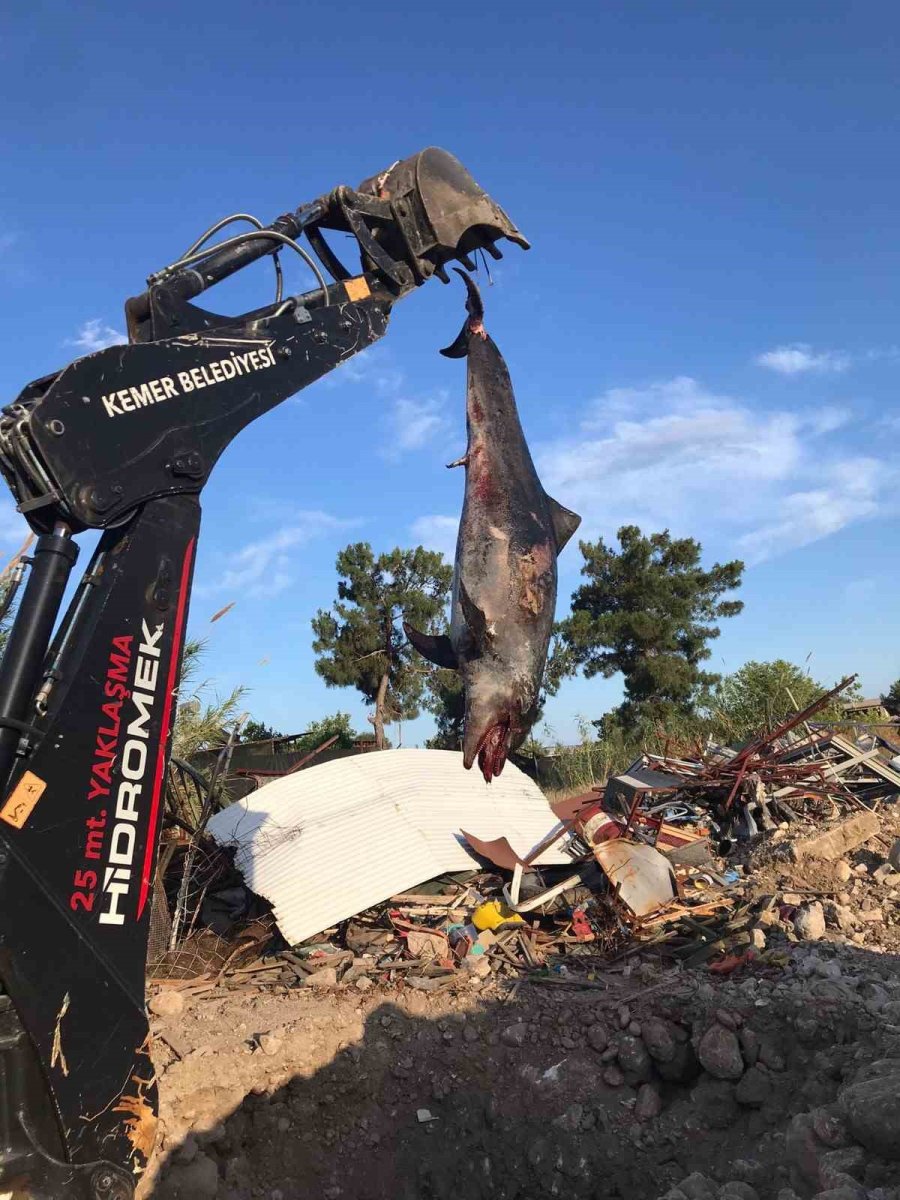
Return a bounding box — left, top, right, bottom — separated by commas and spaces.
546, 495, 582, 554
403, 622, 459, 670
458, 578, 491, 647
446, 454, 468, 469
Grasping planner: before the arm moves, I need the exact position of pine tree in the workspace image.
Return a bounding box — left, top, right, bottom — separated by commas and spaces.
312, 543, 452, 748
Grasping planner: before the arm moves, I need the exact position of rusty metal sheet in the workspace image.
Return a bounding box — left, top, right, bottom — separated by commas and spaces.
593, 839, 676, 918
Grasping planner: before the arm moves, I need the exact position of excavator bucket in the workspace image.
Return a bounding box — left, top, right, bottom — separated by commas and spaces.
357, 146, 529, 276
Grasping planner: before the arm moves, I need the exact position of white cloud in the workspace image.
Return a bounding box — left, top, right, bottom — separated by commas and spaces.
537, 376, 891, 565
320, 346, 404, 395
410, 515, 458, 561
68, 319, 126, 353
736, 458, 884, 562
382, 394, 449, 459
199, 511, 358, 599
756, 343, 850, 375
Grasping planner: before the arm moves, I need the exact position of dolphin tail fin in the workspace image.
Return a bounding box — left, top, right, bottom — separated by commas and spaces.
546, 495, 582, 554
403, 622, 459, 670
439, 268, 485, 358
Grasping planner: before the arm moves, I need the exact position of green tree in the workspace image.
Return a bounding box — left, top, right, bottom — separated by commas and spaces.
709, 659, 850, 744
425, 670, 465, 750
882, 678, 900, 719
312, 543, 452, 749
240, 719, 284, 743
558, 525, 744, 732
293, 712, 359, 756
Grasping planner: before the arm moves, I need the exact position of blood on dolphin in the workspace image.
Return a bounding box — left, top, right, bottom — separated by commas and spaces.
404, 271, 581, 782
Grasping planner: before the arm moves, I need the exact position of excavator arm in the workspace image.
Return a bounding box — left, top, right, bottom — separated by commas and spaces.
0, 148, 527, 1198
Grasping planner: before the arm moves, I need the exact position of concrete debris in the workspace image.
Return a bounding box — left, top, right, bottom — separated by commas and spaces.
790, 812, 881, 863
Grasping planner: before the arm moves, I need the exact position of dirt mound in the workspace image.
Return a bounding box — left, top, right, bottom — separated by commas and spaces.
142, 940, 900, 1200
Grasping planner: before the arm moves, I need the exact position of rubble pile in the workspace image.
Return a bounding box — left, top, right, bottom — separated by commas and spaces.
153, 694, 900, 996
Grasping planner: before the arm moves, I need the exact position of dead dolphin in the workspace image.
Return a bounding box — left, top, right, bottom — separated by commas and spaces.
404, 271, 581, 781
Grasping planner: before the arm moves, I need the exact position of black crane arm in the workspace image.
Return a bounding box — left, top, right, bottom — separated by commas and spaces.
0, 148, 526, 1199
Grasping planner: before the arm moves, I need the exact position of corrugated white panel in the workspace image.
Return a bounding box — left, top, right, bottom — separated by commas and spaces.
207, 748, 568, 947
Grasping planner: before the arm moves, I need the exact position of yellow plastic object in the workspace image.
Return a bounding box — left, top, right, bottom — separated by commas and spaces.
472, 900, 524, 931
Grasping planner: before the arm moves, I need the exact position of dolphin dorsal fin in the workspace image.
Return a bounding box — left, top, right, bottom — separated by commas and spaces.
403, 622, 459, 670
546, 495, 581, 554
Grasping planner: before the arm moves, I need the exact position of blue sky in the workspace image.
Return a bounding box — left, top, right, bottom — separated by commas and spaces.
1, 3, 898, 745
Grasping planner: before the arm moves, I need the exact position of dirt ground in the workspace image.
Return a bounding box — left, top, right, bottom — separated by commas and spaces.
141, 941, 900, 1200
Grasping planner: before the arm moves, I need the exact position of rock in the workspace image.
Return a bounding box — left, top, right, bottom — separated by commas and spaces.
149, 990, 184, 1019
676, 1172, 718, 1199
628, 1020, 642, 1036
739, 1026, 760, 1066
306, 966, 338, 987
881, 1001, 900, 1023
175, 1135, 199, 1164
159, 1152, 219, 1199
462, 955, 491, 978
850, 1058, 900, 1083
889, 838, 900, 872
551, 1103, 584, 1132
818, 1145, 866, 1186
501, 1022, 528, 1048
776, 1192, 802, 1200
634, 1083, 662, 1121
786, 1111, 824, 1193
586, 1023, 609, 1052
794, 902, 826, 941
811, 1106, 852, 1148
839, 1070, 900, 1159
656, 1040, 701, 1083
642, 1016, 676, 1063
758, 1039, 786, 1072
716, 1008, 742, 1030
602, 1065, 624, 1087
354, 976, 373, 992
834, 861, 852, 883
719, 1185, 759, 1200
790, 812, 880, 862
735, 1066, 771, 1107
873, 863, 894, 882
857, 907, 883, 924
749, 928, 767, 950
698, 1023, 744, 1080
618, 1005, 631, 1028
617, 1035, 654, 1081
808, 1190, 865, 1200
823, 901, 855, 932
257, 1033, 283, 1057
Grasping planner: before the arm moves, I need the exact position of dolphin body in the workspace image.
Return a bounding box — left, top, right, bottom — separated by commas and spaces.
404, 272, 581, 781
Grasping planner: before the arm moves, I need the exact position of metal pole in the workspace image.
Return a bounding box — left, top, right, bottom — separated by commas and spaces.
0, 525, 78, 791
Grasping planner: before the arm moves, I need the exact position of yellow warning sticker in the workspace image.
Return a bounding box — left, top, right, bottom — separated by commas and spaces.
344, 276, 371, 302
0, 770, 47, 830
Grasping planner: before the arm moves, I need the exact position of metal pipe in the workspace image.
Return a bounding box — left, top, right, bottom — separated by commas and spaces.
127, 203, 326, 324
0, 527, 79, 790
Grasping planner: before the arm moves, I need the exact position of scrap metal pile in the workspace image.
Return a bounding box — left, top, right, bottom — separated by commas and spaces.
149, 688, 900, 996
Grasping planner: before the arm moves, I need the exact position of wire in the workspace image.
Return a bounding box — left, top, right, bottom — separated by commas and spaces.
178, 213, 265, 259
476, 246, 494, 286
178, 212, 283, 304
159, 229, 328, 304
